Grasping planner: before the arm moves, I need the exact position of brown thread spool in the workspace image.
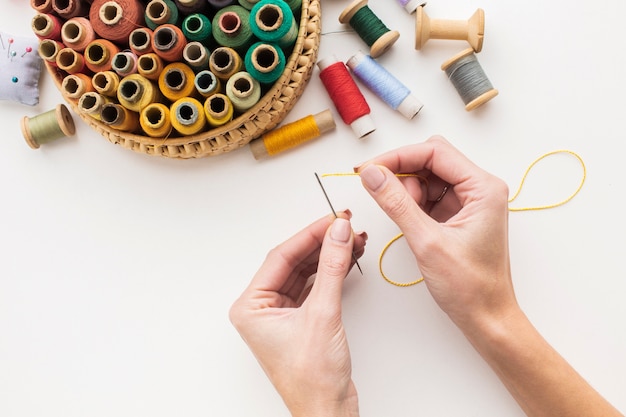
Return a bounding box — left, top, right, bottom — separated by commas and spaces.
21, 104, 76, 150
152, 24, 187, 63
52, 0, 89, 19
56, 47, 87, 74
61, 17, 96, 52
38, 39, 64, 67
61, 73, 95, 100
129, 28, 154, 56
84, 39, 119, 73
90, 0, 146, 45
209, 46, 242, 81
31, 0, 54, 13
415, 5, 485, 52
92, 71, 120, 97
31, 13, 63, 41
100, 103, 140, 132
137, 53, 165, 81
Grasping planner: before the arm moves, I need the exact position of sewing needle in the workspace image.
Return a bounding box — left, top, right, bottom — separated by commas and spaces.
314, 173, 363, 275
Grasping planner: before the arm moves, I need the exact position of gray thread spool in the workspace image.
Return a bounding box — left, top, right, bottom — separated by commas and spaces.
441, 48, 498, 111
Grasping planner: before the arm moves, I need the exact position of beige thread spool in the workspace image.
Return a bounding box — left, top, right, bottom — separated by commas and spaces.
415, 5, 484, 52
21, 104, 76, 150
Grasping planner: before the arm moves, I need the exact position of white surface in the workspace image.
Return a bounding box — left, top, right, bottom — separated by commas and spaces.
1, 0, 625, 416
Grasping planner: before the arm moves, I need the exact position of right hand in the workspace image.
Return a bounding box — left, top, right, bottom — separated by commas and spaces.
356, 136, 518, 332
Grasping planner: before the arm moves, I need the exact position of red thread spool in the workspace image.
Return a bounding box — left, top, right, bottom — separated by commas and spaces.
84, 39, 120, 73
90, 0, 145, 45
61, 17, 96, 52
31, 0, 54, 14
317, 56, 375, 138
52, 0, 89, 19
31, 13, 63, 41
152, 24, 187, 63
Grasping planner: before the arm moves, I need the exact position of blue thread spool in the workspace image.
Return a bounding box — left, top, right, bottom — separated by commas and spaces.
347, 51, 423, 119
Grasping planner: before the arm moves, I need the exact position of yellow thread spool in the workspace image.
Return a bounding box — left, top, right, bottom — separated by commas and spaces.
61, 73, 95, 101
92, 71, 120, 97
209, 46, 243, 81
117, 74, 160, 112
250, 109, 336, 159
170, 97, 206, 135
21, 104, 76, 149
137, 53, 165, 81
100, 103, 140, 132
78, 92, 111, 120
140, 102, 172, 138
203, 93, 234, 127
158, 62, 198, 101
56, 47, 85, 74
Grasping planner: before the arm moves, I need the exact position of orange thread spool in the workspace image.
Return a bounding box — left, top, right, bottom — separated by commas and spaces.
152, 24, 187, 63
61, 17, 96, 52
52, 0, 89, 19
56, 47, 87, 75
90, 0, 146, 45
61, 73, 95, 100
31, 13, 63, 41
100, 103, 140, 132
158, 62, 198, 101
137, 53, 165, 81
129, 27, 154, 56
84, 39, 120, 73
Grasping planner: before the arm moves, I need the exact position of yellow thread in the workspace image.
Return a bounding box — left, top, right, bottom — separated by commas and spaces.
322, 150, 587, 287
158, 62, 198, 102
170, 97, 206, 135
140, 102, 172, 137
204, 93, 234, 127
264, 115, 321, 156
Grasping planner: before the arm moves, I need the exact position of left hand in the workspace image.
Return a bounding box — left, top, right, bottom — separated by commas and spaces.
230, 211, 366, 417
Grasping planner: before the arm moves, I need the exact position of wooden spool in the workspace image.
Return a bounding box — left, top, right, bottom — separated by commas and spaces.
415, 5, 484, 52
339, 0, 400, 59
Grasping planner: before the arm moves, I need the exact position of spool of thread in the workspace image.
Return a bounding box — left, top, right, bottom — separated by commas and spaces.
61, 17, 96, 52
250, 109, 336, 159
56, 47, 87, 75
21, 104, 76, 150
78, 91, 110, 120
317, 55, 374, 138
212, 6, 254, 53
61, 73, 95, 100
209, 46, 243, 81
441, 48, 498, 111
84, 39, 119, 73
415, 6, 485, 52
183, 41, 210, 72
194, 70, 221, 97
283, 0, 302, 14
237, 0, 257, 10
92, 70, 120, 97
346, 51, 423, 119
152, 24, 188, 63
174, 0, 207, 15
170, 97, 206, 135
52, 0, 89, 19
31, 13, 63, 41
225, 71, 261, 112
158, 62, 198, 101
182, 13, 212, 44
31, 0, 54, 14
145, 0, 179, 30
338, 0, 400, 58
129, 28, 154, 56
140, 103, 172, 137
100, 103, 140, 132
203, 93, 234, 127
250, 0, 298, 49
208, 0, 237, 9
395, 0, 425, 14
111, 51, 139, 77
117, 74, 161, 112
137, 53, 165, 81
244, 42, 285, 84
38, 39, 65, 67
90, 0, 145, 45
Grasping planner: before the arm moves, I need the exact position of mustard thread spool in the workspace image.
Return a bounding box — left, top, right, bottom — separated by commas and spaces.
100, 103, 140, 132
21, 104, 76, 149
158, 62, 198, 101
204, 93, 234, 127
140, 102, 172, 137
170, 97, 206, 135
137, 53, 165, 81
117, 74, 161, 112
92, 71, 120, 97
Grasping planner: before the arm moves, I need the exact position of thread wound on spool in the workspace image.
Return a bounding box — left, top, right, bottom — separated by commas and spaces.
170, 97, 206, 135
441, 48, 498, 111
84, 39, 119, 73
129, 28, 154, 56
90, 0, 145, 45
203, 93, 234, 127
250, 0, 298, 49
61, 17, 95, 52
158, 62, 197, 101
245, 42, 285, 84
212, 5, 253, 52
21, 104, 76, 149
152, 24, 187, 62
209, 46, 243, 81
140, 102, 172, 137
225, 71, 261, 112
32, 13, 63, 40
339, 0, 399, 58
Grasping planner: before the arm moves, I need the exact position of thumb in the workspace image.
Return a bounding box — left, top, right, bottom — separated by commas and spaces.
359, 164, 436, 241
306, 218, 354, 317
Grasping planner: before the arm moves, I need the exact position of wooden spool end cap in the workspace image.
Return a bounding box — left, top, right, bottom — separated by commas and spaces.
468, 8, 485, 53
440, 47, 474, 71
371, 30, 400, 58
465, 89, 498, 111
338, 0, 369, 23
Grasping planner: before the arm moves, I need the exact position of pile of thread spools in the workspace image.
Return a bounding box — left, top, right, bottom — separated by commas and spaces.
30, 0, 303, 140
318, 0, 498, 139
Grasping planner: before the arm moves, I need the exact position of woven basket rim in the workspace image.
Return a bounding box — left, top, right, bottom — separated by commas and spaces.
46, 0, 321, 158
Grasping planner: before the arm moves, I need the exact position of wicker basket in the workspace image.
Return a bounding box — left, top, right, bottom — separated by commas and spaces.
45, 0, 322, 158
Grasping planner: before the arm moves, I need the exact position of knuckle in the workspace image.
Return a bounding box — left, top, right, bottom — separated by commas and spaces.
380, 189, 414, 221
319, 253, 350, 278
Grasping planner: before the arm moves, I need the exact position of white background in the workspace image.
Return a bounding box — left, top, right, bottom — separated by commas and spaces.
1, 0, 625, 416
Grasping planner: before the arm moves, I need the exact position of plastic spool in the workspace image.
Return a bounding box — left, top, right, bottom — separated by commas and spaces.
21, 104, 76, 149
441, 48, 498, 111
339, 0, 399, 59
415, 5, 485, 52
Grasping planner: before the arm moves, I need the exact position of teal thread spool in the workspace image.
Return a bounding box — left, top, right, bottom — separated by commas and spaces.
244, 42, 286, 84
182, 13, 212, 44
339, 0, 400, 58
21, 104, 76, 149
145, 0, 180, 30
212, 5, 254, 53
250, 0, 298, 50
284, 0, 302, 14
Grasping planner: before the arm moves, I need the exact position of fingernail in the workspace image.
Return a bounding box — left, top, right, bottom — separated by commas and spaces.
356, 230, 368, 241
340, 208, 352, 219
330, 218, 351, 243
360, 164, 386, 191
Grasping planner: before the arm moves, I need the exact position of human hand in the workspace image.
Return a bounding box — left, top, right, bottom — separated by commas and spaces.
229, 212, 366, 417
356, 136, 518, 333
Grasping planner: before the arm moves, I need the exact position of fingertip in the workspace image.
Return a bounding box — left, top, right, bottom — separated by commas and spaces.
330, 218, 352, 243
359, 164, 387, 192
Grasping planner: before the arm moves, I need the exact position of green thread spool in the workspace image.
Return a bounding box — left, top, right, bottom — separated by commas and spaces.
212, 5, 254, 53
145, 0, 179, 30
182, 13, 212, 44
244, 42, 285, 84
339, 0, 400, 58
250, 0, 298, 49
21, 104, 76, 149
226, 71, 261, 112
